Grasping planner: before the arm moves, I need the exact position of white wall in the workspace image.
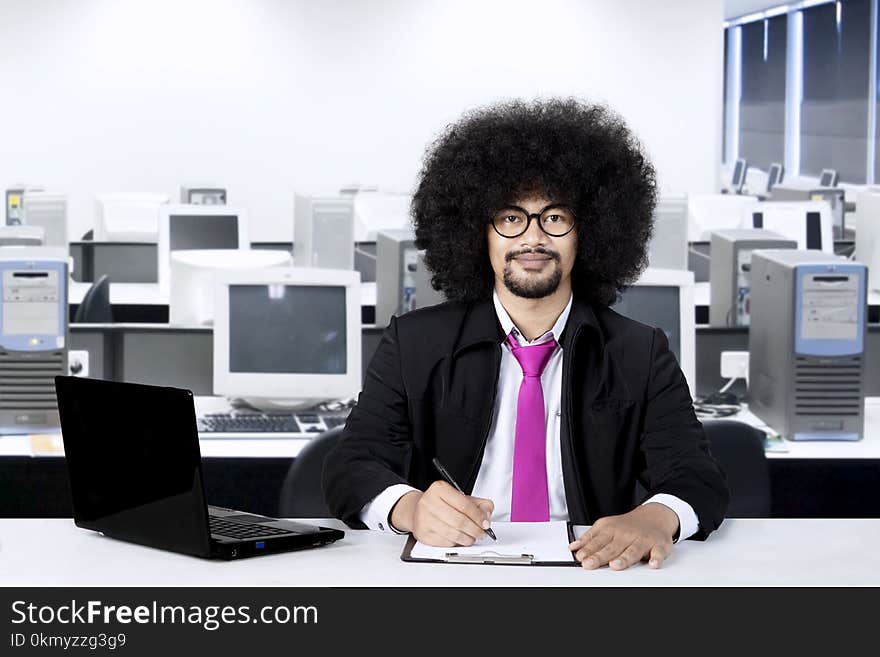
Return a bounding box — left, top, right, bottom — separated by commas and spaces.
0, 0, 723, 242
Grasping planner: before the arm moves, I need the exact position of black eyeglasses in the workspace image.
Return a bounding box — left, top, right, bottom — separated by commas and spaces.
490, 204, 576, 238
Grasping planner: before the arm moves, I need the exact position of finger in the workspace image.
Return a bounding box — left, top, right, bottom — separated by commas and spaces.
472, 497, 495, 521
581, 539, 629, 570
422, 497, 486, 543
569, 527, 593, 550
434, 484, 494, 532
609, 541, 647, 571
575, 534, 613, 567
648, 543, 671, 569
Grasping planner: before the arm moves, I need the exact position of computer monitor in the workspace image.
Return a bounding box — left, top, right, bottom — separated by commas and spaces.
819, 168, 839, 187
169, 249, 292, 325
611, 268, 696, 395
351, 191, 412, 242
767, 163, 785, 192
731, 158, 748, 193
158, 204, 249, 296
293, 195, 355, 270
748, 200, 834, 253
94, 193, 169, 242
212, 267, 362, 409
21, 192, 67, 247
687, 194, 758, 242
413, 250, 446, 311
854, 189, 880, 292
649, 194, 688, 270
375, 228, 418, 328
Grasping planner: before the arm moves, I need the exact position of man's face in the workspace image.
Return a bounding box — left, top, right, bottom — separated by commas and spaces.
486, 195, 577, 299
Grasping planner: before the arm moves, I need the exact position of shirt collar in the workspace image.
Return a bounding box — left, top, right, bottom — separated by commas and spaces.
492, 289, 573, 347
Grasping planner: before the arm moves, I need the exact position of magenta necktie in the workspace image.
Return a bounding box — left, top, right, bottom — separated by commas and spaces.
506, 333, 557, 522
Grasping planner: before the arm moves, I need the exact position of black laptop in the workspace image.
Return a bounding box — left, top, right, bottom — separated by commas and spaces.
54, 376, 344, 560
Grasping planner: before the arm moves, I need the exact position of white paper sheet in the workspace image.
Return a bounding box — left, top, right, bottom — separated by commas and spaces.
410, 521, 575, 563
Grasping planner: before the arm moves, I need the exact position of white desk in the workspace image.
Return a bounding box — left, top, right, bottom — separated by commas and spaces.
68, 281, 378, 307
694, 281, 880, 324
0, 518, 877, 586
2, 397, 879, 461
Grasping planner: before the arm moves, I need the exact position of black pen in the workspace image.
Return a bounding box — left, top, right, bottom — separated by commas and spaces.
431, 457, 497, 541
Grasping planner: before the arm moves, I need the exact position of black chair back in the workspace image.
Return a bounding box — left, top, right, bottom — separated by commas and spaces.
703, 419, 771, 517
278, 426, 344, 518
73, 274, 113, 323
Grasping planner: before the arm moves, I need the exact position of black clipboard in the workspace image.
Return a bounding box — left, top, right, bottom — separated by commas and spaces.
400, 521, 579, 566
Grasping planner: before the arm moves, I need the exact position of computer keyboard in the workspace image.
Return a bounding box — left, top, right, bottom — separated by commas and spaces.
197, 411, 348, 436
209, 517, 293, 539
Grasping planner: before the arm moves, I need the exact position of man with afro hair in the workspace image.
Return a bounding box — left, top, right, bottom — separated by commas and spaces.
323, 98, 728, 570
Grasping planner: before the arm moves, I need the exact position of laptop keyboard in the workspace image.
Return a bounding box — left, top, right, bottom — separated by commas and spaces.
198, 412, 348, 435
209, 517, 293, 539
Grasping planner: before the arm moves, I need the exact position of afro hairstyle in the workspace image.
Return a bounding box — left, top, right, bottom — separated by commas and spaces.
411, 97, 657, 306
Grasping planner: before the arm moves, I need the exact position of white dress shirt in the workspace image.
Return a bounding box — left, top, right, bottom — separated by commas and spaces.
361, 291, 699, 540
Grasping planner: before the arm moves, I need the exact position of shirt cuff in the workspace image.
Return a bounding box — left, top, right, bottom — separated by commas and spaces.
359, 483, 420, 534
642, 493, 700, 543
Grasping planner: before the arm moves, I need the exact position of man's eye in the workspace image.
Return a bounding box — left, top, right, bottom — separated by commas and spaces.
545, 215, 561, 222
504, 215, 522, 223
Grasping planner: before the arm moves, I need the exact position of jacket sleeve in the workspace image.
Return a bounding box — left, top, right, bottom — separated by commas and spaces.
322, 315, 415, 528
638, 327, 730, 539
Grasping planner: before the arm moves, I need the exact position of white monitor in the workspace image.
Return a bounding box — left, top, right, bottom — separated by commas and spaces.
213, 267, 362, 409
611, 267, 696, 395
687, 194, 758, 241
158, 204, 249, 296
351, 191, 412, 242
169, 249, 292, 325
747, 200, 834, 253
649, 194, 688, 269
21, 192, 67, 247
293, 195, 355, 270
854, 189, 880, 292
94, 193, 169, 242
767, 163, 784, 191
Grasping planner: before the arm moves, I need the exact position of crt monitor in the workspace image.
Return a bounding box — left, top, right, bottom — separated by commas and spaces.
854, 189, 880, 292
94, 193, 169, 242
611, 267, 696, 395
748, 200, 834, 253
158, 204, 249, 295
819, 168, 839, 187
212, 268, 362, 409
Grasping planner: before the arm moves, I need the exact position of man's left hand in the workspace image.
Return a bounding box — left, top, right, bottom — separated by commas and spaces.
568, 503, 679, 571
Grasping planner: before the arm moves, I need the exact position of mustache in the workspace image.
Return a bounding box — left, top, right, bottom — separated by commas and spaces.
505, 247, 561, 263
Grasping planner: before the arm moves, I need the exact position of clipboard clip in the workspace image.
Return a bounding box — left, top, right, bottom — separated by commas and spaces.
445, 551, 535, 565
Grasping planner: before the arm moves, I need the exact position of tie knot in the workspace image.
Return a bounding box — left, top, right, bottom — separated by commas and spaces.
506, 333, 557, 377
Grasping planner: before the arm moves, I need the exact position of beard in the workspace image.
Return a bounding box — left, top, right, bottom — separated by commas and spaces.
502, 260, 562, 299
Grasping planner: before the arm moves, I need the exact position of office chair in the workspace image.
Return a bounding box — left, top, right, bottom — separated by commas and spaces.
278, 425, 344, 518
73, 274, 113, 323
702, 419, 771, 517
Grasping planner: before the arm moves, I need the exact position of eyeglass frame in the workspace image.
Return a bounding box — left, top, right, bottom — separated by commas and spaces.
489, 203, 577, 238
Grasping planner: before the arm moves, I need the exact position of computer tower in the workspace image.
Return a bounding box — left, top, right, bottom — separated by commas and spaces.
375, 228, 417, 328
413, 251, 445, 311
0, 248, 69, 433
293, 196, 355, 270
749, 250, 866, 441
709, 229, 796, 327
21, 193, 67, 247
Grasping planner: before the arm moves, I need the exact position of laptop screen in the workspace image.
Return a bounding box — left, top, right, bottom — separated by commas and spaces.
56, 377, 211, 555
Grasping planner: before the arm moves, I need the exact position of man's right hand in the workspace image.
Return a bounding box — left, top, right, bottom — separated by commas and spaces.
389, 481, 494, 546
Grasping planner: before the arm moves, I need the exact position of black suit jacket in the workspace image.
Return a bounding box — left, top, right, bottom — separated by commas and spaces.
323, 297, 729, 539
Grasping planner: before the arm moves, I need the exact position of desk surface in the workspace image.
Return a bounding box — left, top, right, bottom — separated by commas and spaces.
68, 281, 378, 307
0, 518, 877, 586
1, 397, 878, 460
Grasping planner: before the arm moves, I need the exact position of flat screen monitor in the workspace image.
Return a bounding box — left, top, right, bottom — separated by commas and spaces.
611, 268, 696, 395
212, 268, 362, 408
819, 169, 839, 187
767, 163, 784, 192
158, 204, 248, 296
731, 158, 747, 192
749, 200, 834, 253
